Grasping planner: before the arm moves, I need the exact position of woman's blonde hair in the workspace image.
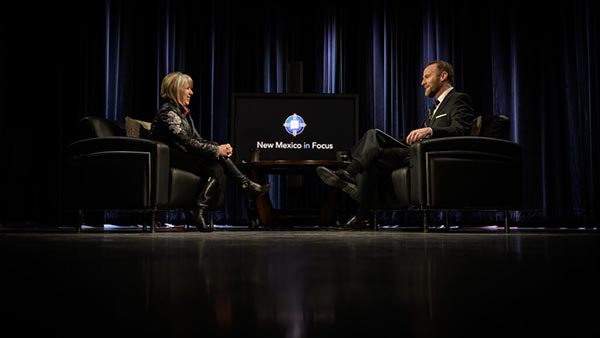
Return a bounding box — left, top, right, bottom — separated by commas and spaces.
160, 71, 193, 105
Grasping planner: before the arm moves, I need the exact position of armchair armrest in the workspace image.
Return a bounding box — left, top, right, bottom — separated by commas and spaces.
409, 136, 522, 209
66, 137, 171, 209
69, 136, 168, 156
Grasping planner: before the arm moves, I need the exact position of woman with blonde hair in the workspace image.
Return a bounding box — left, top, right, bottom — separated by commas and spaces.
150, 71, 271, 231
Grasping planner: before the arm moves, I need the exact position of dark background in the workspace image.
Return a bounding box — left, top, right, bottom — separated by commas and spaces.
1, 0, 598, 228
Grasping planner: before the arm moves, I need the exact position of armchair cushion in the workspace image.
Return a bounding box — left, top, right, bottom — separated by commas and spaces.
479, 115, 510, 140
125, 116, 152, 139
79, 116, 125, 138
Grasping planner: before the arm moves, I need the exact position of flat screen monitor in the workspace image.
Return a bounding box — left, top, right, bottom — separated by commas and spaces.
231, 93, 359, 163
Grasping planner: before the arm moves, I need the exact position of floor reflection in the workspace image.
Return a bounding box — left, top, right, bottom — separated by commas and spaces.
0, 231, 599, 337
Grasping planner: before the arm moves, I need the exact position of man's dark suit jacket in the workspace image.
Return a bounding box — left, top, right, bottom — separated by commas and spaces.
425, 88, 474, 138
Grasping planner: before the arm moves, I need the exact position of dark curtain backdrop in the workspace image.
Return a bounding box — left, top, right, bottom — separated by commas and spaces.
1, 0, 598, 228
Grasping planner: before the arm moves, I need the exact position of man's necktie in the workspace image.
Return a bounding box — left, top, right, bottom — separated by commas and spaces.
424, 99, 440, 127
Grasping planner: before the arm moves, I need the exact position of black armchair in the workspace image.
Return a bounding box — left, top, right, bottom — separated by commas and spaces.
66, 116, 211, 232
373, 115, 522, 232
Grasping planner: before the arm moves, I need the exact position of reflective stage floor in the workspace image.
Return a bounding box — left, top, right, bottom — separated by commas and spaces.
1, 228, 599, 337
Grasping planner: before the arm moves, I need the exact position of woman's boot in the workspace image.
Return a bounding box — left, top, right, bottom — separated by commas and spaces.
221, 157, 271, 197
191, 177, 218, 232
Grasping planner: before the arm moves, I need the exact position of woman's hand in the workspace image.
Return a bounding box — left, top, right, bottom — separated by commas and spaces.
219, 143, 233, 157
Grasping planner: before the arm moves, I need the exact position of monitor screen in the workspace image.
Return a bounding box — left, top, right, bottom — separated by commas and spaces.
231, 93, 359, 163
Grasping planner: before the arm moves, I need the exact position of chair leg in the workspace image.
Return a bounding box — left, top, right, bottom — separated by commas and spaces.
76, 210, 83, 233
423, 210, 428, 233
208, 210, 215, 231
504, 210, 510, 233
371, 210, 378, 231
444, 210, 450, 231
141, 212, 155, 232
151, 211, 156, 233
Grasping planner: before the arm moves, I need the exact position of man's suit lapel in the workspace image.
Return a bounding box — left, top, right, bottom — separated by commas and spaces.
432, 89, 455, 122
434, 89, 455, 117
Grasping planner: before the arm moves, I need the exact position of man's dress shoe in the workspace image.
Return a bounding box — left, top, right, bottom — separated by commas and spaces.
316, 167, 358, 195
342, 215, 371, 230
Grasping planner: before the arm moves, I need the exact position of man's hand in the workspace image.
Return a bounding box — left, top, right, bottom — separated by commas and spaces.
406, 127, 433, 144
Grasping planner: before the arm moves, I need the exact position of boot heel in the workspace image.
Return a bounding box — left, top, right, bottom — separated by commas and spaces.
243, 181, 271, 198
191, 208, 213, 232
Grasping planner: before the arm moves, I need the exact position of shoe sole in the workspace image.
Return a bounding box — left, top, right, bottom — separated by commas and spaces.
340, 216, 371, 230
316, 167, 358, 195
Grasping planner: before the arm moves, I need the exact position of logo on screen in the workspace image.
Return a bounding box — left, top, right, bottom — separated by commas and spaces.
283, 113, 307, 137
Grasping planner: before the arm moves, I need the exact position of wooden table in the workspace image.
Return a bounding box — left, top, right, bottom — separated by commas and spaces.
242, 160, 348, 228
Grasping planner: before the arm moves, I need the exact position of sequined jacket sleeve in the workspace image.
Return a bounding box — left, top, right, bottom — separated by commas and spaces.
150, 103, 220, 159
